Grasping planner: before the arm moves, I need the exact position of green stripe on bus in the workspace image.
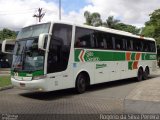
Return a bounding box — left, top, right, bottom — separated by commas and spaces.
74, 49, 156, 62
143, 53, 157, 60
112, 52, 125, 61
11, 70, 44, 77
131, 53, 136, 60
128, 62, 133, 70
32, 70, 44, 76
142, 53, 145, 60
75, 49, 126, 62
74, 49, 81, 62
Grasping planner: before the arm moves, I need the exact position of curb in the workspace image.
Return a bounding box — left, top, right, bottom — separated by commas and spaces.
123, 73, 160, 114
0, 85, 13, 91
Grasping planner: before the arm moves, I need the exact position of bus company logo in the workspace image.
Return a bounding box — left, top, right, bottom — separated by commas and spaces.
78, 49, 85, 62
150, 55, 156, 60
86, 51, 94, 58
78, 50, 100, 62
96, 64, 107, 69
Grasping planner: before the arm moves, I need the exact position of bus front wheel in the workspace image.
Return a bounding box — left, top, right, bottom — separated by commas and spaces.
76, 74, 87, 94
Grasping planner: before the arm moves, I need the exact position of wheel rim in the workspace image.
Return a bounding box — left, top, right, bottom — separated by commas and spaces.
78, 77, 85, 91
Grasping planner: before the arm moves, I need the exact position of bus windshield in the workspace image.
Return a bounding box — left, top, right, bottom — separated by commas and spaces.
12, 23, 50, 72
12, 38, 45, 72
17, 23, 50, 40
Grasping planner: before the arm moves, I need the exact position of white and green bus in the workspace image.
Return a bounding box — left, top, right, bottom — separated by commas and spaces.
2, 21, 157, 93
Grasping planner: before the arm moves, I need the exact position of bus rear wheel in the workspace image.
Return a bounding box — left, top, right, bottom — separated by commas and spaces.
76, 74, 87, 94
143, 67, 149, 80
137, 68, 143, 81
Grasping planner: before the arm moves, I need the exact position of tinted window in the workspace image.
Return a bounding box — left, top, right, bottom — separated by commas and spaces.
93, 31, 114, 49
142, 41, 156, 52
75, 27, 94, 48
94, 31, 106, 49
133, 39, 142, 51
0, 44, 13, 68
150, 41, 156, 52
103, 33, 113, 49
5, 44, 14, 53
125, 38, 133, 51
47, 24, 72, 73
143, 41, 150, 52
114, 35, 125, 50
53, 24, 72, 46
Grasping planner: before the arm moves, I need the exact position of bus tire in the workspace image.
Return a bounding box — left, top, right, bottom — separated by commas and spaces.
76, 73, 87, 94
137, 68, 143, 81
143, 67, 149, 80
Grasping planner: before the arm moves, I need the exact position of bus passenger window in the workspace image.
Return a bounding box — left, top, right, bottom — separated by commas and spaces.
103, 33, 113, 49
126, 39, 133, 51
150, 42, 156, 52
143, 42, 150, 52
102, 38, 107, 49
133, 39, 142, 51
116, 44, 121, 49
100, 41, 104, 47
75, 27, 94, 48
115, 35, 123, 50
94, 31, 105, 49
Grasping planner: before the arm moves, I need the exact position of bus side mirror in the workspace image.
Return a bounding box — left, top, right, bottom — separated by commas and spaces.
2, 39, 15, 54
38, 33, 51, 51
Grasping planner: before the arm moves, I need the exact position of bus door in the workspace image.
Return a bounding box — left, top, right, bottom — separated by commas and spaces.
47, 23, 73, 90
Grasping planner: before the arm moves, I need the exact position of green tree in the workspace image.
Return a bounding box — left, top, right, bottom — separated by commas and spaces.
84, 11, 92, 25
141, 9, 160, 57
83, 11, 140, 35
103, 16, 140, 34
103, 16, 120, 28
84, 11, 102, 27
0, 28, 17, 40
141, 25, 155, 38
142, 9, 160, 44
147, 9, 160, 26
114, 23, 140, 35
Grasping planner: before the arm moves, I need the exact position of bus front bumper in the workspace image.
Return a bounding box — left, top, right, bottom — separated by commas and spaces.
11, 77, 48, 92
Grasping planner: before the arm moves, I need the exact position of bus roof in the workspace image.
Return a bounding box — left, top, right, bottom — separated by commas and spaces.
76, 25, 155, 42
52, 21, 155, 42
27, 21, 155, 42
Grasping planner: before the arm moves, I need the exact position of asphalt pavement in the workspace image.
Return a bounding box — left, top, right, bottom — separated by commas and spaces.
0, 69, 160, 119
